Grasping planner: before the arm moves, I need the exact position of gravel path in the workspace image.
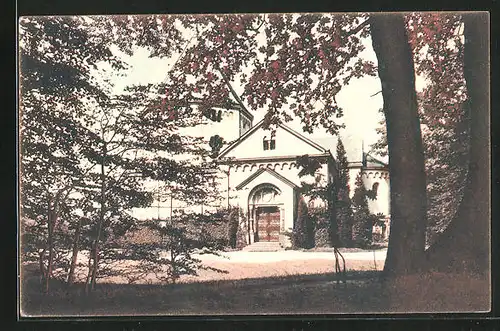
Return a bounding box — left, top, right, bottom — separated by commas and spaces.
176, 249, 387, 282
41, 249, 387, 284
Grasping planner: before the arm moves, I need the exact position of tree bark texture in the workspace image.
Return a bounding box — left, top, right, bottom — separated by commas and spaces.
370, 14, 428, 276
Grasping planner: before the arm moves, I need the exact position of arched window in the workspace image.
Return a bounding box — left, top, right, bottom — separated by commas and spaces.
263, 136, 269, 150
270, 131, 276, 150
250, 184, 281, 204
372, 182, 379, 195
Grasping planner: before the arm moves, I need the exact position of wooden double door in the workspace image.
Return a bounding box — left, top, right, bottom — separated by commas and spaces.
256, 206, 280, 242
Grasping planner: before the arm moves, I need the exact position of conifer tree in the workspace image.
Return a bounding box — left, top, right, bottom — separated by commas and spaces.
351, 172, 373, 247
292, 196, 314, 249
296, 154, 338, 247
335, 138, 355, 247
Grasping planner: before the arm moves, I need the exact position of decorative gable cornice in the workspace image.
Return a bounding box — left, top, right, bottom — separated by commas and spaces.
235, 167, 299, 190
218, 119, 327, 159
279, 124, 327, 153
220, 152, 332, 165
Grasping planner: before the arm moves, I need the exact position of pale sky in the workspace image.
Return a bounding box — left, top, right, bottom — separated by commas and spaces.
106, 24, 427, 163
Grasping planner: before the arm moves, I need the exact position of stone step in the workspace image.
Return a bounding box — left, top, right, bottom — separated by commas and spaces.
242, 242, 284, 252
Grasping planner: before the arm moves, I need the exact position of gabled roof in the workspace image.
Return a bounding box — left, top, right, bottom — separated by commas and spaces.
235, 167, 299, 190
364, 153, 388, 167
218, 119, 327, 159
348, 153, 388, 170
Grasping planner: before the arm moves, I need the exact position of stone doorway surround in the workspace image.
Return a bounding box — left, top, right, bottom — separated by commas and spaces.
247, 183, 286, 245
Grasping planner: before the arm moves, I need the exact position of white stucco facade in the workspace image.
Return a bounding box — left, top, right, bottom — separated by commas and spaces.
216, 119, 334, 247
131, 104, 391, 246
347, 167, 390, 217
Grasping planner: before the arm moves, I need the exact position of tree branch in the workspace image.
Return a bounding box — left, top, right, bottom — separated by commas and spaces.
248, 14, 266, 34
348, 18, 370, 37
215, 66, 252, 115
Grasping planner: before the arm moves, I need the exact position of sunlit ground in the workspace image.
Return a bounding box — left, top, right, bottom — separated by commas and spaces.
20, 248, 489, 316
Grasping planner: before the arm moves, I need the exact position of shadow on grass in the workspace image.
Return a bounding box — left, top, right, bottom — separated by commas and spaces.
20, 263, 489, 316
20, 263, 388, 316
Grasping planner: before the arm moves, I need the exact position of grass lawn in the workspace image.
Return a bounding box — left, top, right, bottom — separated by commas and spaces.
20, 263, 489, 316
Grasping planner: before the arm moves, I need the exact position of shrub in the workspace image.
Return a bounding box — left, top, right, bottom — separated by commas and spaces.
122, 223, 162, 245
199, 207, 246, 250
314, 227, 330, 247
122, 211, 227, 284
337, 200, 354, 247
235, 212, 247, 249
352, 214, 373, 248
227, 207, 239, 249
309, 207, 329, 247
292, 196, 314, 249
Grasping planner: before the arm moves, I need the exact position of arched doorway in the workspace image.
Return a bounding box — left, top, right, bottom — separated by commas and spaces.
249, 184, 282, 242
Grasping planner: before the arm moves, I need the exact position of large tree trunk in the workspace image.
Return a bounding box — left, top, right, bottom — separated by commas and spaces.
370, 14, 428, 276
424, 13, 490, 275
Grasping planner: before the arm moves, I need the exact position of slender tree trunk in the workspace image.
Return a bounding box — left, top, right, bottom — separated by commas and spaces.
370, 14, 427, 276
424, 13, 490, 275
45, 197, 58, 293
67, 217, 82, 286
46, 215, 53, 293
90, 143, 107, 291
39, 198, 51, 287
84, 248, 93, 294
170, 249, 178, 284
38, 248, 46, 285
